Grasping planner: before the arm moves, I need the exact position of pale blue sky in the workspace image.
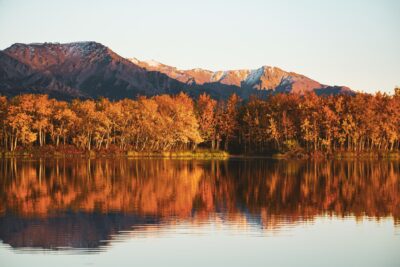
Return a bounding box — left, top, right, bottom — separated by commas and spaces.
0, 0, 399, 93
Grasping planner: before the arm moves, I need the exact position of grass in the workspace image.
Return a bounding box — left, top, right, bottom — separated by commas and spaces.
334, 151, 400, 159
127, 149, 229, 159
270, 150, 400, 160
2, 148, 230, 159
2, 146, 399, 160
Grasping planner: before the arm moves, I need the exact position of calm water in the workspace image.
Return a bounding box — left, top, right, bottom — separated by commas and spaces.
0, 158, 399, 267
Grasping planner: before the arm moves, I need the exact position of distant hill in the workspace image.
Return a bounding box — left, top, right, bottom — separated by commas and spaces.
132, 58, 353, 95
0, 41, 353, 100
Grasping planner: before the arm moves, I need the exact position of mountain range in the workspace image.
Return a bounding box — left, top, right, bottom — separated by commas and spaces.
0, 41, 353, 100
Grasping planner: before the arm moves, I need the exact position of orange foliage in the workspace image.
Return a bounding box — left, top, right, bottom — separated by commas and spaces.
0, 89, 399, 154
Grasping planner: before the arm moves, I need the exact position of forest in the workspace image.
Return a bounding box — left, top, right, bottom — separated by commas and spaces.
0, 89, 399, 156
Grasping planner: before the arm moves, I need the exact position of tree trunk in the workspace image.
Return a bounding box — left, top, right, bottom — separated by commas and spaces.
224, 138, 228, 151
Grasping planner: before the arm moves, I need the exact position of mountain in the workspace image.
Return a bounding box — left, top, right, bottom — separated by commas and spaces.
2, 42, 188, 99
132, 58, 353, 95
1, 41, 353, 100
0, 51, 84, 99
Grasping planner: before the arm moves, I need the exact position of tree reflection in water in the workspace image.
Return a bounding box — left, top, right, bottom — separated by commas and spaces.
0, 158, 399, 250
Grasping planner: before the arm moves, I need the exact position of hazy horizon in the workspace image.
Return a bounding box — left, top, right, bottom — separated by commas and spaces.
1, 0, 399, 93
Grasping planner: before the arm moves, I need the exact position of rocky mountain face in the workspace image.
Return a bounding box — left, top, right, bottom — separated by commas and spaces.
133, 58, 353, 95
0, 41, 353, 100
0, 51, 84, 99
2, 42, 187, 99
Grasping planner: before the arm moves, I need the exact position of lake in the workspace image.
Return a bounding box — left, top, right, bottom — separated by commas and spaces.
0, 158, 399, 267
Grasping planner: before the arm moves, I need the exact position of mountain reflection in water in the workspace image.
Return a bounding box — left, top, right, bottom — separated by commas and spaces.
0, 158, 399, 251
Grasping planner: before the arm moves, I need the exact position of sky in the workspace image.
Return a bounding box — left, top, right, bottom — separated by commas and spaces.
0, 0, 399, 93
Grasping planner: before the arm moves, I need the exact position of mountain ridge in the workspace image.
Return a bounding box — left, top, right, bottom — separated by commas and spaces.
132, 57, 352, 95
0, 41, 354, 100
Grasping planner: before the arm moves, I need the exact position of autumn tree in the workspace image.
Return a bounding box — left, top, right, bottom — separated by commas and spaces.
50, 100, 78, 147
5, 95, 36, 151
0, 89, 399, 155
31, 95, 52, 146
213, 94, 241, 150
0, 96, 7, 149
71, 99, 97, 150
196, 93, 217, 148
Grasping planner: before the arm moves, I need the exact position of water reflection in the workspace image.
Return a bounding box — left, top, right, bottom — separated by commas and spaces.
0, 158, 399, 251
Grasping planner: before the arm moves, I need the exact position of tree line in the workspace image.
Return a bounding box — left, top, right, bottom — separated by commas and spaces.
0, 89, 399, 154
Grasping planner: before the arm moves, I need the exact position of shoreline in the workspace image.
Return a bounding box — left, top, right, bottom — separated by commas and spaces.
0, 149, 230, 159
1, 148, 399, 160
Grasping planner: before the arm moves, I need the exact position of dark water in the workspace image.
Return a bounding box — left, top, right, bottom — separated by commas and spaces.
0, 158, 399, 267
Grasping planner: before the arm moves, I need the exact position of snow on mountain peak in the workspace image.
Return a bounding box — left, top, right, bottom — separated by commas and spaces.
244, 67, 265, 86
143, 59, 161, 67
129, 57, 140, 64
210, 71, 226, 82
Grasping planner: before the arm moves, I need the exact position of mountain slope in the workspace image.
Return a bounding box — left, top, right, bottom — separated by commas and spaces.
132, 58, 353, 95
3, 42, 187, 99
1, 42, 353, 100
0, 51, 84, 99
